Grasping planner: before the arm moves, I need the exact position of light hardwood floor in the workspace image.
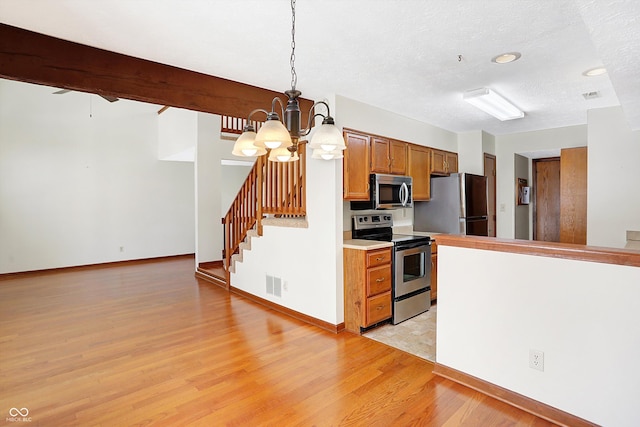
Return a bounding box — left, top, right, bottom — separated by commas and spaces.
0, 256, 555, 426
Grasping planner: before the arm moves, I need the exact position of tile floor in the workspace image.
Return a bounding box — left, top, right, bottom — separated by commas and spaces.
363, 304, 437, 362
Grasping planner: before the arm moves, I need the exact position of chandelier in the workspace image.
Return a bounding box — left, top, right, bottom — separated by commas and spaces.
232, 0, 345, 162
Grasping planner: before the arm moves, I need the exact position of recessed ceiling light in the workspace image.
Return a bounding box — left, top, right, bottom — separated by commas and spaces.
491, 52, 521, 64
583, 67, 607, 77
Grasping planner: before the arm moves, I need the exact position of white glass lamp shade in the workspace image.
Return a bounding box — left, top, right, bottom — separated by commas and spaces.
312, 147, 344, 160
309, 123, 345, 152
232, 130, 267, 157
268, 146, 298, 162
254, 120, 292, 149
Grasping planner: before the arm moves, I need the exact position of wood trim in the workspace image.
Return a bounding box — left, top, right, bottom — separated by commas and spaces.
433, 363, 598, 427
194, 270, 227, 288
0, 254, 195, 281
229, 285, 344, 334
435, 234, 640, 267
0, 23, 314, 120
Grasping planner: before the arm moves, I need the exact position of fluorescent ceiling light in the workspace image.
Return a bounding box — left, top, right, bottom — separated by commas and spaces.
463, 88, 524, 121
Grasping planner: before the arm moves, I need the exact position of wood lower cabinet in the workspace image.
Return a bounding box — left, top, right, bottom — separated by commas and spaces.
344, 246, 393, 333
431, 149, 458, 175
408, 144, 431, 200
430, 241, 437, 302
343, 130, 370, 200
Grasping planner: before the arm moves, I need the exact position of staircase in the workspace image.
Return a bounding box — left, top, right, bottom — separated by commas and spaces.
198, 117, 306, 289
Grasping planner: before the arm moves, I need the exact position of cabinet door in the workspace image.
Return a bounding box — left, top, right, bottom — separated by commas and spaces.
367, 265, 392, 296
343, 131, 370, 200
370, 137, 391, 173
366, 248, 392, 268
390, 140, 407, 174
446, 152, 458, 173
431, 149, 447, 175
366, 291, 392, 326
408, 144, 431, 200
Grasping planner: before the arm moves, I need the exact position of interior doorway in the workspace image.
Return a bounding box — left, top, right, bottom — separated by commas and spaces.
533, 157, 561, 241
483, 154, 497, 237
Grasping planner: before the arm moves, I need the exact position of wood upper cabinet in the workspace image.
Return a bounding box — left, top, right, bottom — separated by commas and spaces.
371, 137, 407, 174
431, 149, 458, 175
343, 130, 370, 200
407, 144, 431, 200
344, 247, 393, 333
371, 137, 390, 173
390, 140, 407, 174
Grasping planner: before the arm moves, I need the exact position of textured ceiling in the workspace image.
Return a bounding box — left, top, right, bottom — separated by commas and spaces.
1, 0, 639, 136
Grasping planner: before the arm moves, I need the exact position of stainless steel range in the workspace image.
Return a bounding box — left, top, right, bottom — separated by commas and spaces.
351, 214, 432, 324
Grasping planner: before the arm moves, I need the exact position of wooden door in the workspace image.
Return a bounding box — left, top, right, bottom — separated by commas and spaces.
560, 147, 588, 244
343, 130, 370, 200
483, 154, 497, 237
370, 137, 390, 173
533, 158, 561, 242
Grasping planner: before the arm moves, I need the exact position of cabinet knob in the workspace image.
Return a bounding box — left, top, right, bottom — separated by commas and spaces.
376, 277, 385, 282
376, 257, 384, 261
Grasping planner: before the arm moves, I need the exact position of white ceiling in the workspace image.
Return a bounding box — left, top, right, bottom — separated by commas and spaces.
2, 0, 639, 136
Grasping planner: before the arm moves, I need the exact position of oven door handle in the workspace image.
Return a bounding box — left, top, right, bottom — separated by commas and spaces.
396, 245, 428, 257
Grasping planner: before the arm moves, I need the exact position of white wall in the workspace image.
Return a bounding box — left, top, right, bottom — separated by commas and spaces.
495, 125, 587, 238
457, 130, 484, 175
158, 107, 197, 161
587, 107, 640, 247
220, 164, 252, 217
482, 131, 496, 157
335, 95, 458, 151
0, 80, 195, 273
437, 245, 640, 426
195, 113, 223, 265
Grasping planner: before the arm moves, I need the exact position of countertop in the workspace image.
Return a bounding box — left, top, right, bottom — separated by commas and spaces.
343, 239, 394, 250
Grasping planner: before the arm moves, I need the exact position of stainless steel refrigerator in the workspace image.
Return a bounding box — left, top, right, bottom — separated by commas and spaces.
414, 173, 489, 236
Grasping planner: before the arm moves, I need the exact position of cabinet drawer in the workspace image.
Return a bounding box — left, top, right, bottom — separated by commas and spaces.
367, 265, 392, 295
366, 291, 392, 326
366, 248, 391, 268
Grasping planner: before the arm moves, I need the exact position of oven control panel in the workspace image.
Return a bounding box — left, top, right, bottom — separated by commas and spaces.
353, 214, 393, 230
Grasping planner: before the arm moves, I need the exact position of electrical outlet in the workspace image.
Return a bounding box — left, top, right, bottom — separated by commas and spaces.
283, 281, 288, 292
529, 349, 544, 372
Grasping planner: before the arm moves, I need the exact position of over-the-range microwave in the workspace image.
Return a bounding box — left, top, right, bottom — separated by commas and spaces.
350, 173, 413, 210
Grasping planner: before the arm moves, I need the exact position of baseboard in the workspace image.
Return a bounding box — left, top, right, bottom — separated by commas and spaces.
230, 285, 344, 334
0, 253, 195, 280
433, 363, 598, 427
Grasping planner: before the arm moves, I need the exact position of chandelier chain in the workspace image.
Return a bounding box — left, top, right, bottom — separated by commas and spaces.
290, 0, 297, 91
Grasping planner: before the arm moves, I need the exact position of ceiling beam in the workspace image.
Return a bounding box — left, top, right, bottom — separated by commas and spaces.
0, 23, 314, 121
